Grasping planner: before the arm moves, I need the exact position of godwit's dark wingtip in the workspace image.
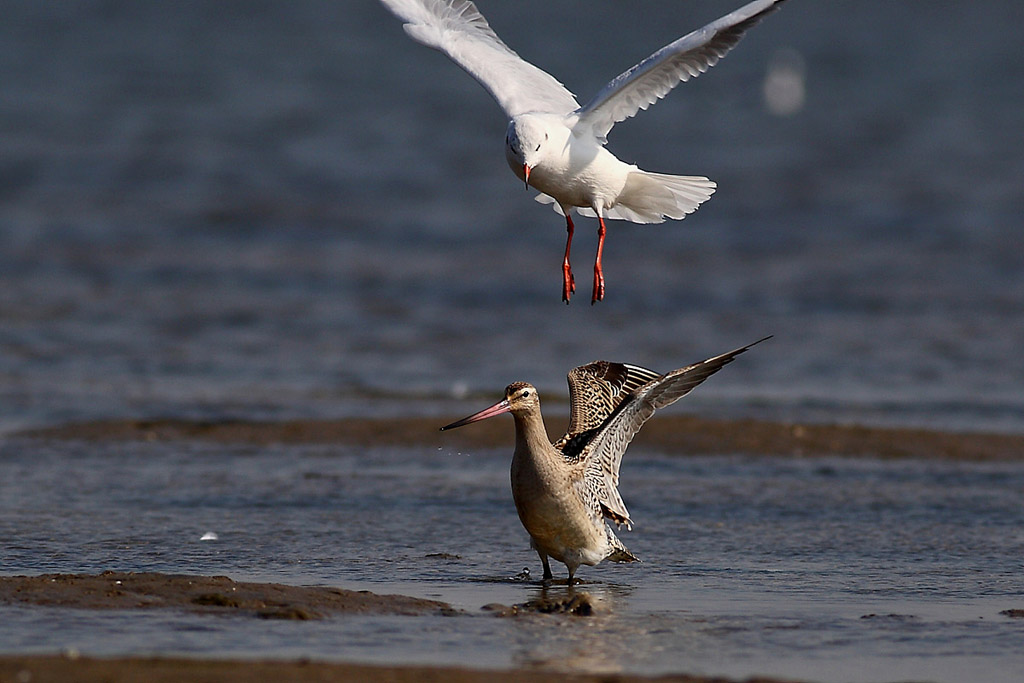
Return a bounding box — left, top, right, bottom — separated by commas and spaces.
701, 335, 774, 370
729, 334, 773, 358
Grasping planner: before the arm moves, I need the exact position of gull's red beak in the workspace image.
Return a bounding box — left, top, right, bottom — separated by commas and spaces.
440, 398, 511, 431
523, 163, 531, 189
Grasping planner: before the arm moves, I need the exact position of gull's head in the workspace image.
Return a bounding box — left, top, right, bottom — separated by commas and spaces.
439, 382, 539, 431
505, 116, 550, 189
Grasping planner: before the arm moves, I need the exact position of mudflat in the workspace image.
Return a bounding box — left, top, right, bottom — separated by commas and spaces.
0, 572, 800, 683
0, 654, 799, 683
0, 571, 454, 619
18, 414, 1024, 461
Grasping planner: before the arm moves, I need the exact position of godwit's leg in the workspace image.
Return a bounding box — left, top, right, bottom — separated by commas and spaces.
539, 553, 553, 582
591, 215, 607, 304
561, 213, 576, 303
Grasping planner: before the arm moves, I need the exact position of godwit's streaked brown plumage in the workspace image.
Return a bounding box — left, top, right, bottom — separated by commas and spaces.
441, 336, 770, 583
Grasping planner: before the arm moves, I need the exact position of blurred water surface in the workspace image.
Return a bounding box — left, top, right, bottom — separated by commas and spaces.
0, 0, 1022, 432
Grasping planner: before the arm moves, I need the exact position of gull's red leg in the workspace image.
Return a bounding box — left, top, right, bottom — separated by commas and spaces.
591, 215, 606, 304
561, 213, 576, 303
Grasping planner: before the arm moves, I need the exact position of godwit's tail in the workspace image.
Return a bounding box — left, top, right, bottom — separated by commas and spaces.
606, 528, 641, 563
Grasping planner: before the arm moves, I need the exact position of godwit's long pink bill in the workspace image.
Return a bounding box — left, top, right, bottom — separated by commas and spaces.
379, 0, 789, 304
441, 336, 771, 583
440, 398, 510, 430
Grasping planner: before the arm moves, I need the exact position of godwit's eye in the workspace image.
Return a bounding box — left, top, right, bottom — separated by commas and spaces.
521, 389, 531, 398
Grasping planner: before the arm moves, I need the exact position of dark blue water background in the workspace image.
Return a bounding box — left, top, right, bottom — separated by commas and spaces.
1, 0, 1022, 432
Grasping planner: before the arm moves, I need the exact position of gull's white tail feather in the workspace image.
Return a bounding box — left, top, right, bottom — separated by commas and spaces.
610, 171, 716, 223
536, 172, 716, 224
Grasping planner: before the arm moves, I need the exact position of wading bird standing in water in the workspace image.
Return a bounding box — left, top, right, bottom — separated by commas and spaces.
379, 0, 787, 303
440, 337, 769, 584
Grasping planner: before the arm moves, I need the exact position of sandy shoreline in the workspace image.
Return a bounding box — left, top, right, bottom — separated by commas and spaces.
0, 572, 454, 619
15, 415, 1024, 461
0, 654, 800, 683
0, 572, 801, 683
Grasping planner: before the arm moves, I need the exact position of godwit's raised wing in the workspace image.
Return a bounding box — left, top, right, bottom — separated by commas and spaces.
579, 337, 772, 527
554, 361, 662, 460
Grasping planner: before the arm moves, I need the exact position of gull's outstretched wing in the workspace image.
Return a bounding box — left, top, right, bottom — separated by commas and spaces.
380, 0, 580, 118
580, 337, 771, 527
574, 0, 786, 141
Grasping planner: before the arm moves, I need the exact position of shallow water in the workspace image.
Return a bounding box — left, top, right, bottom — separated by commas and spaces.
2, 437, 1024, 682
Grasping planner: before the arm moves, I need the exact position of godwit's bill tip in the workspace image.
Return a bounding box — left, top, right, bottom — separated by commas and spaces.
440, 398, 512, 431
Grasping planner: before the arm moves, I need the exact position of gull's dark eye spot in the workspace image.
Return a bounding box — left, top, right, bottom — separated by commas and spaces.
534, 143, 541, 151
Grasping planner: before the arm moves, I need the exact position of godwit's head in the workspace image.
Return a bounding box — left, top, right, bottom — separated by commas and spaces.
501, 381, 540, 415
439, 382, 539, 431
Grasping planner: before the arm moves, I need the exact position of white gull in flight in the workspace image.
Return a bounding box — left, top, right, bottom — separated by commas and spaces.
380, 0, 788, 303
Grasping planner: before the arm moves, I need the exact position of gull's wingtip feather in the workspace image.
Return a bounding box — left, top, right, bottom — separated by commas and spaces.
574, 0, 788, 138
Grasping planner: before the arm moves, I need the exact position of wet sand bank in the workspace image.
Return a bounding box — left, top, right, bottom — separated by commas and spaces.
0, 572, 454, 619
0, 572, 801, 683
0, 654, 799, 683
0, 572, 607, 620
17, 415, 1024, 461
